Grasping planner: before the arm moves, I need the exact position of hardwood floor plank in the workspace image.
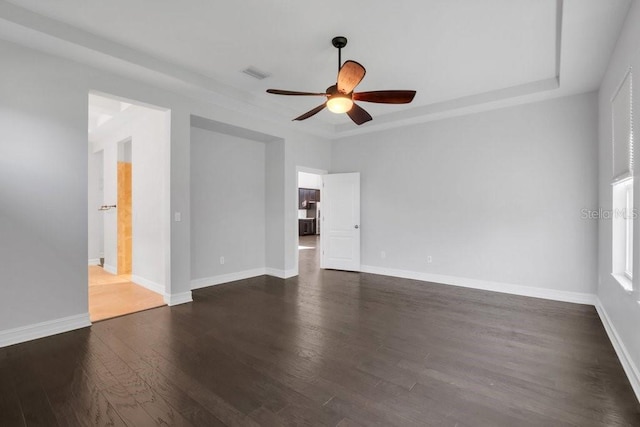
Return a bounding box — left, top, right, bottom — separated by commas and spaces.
101, 383, 161, 426
89, 333, 193, 426
134, 350, 256, 426
5, 346, 60, 427
355, 357, 417, 390
0, 361, 27, 427
178, 406, 227, 427
13, 381, 60, 427
248, 406, 290, 426
323, 395, 408, 427
1, 235, 638, 426
30, 332, 128, 427
105, 312, 297, 417
91, 324, 258, 427
336, 417, 368, 427
184, 324, 336, 407
275, 398, 343, 427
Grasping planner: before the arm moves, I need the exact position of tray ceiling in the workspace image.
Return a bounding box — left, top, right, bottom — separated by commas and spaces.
0, 0, 632, 137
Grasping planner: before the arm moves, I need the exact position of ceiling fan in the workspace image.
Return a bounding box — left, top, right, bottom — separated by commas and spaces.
266, 36, 416, 125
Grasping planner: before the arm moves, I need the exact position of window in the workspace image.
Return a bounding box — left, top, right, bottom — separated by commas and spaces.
611, 70, 634, 292
613, 178, 634, 290
625, 182, 634, 279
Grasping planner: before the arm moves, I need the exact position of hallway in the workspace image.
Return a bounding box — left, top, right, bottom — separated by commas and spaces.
298, 234, 320, 273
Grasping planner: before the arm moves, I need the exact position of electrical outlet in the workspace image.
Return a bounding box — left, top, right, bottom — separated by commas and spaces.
174, 212, 181, 222
220, 256, 225, 265
380, 251, 386, 259
427, 256, 432, 263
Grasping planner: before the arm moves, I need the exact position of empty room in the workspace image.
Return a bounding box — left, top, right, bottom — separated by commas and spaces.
1, 0, 640, 426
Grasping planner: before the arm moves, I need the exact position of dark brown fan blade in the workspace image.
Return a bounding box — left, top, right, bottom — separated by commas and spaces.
337, 60, 366, 94
267, 89, 327, 96
353, 90, 416, 104
346, 103, 372, 125
293, 103, 327, 121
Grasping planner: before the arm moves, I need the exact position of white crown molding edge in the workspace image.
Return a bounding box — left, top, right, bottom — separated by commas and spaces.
0, 313, 91, 348
595, 299, 640, 403
360, 265, 596, 306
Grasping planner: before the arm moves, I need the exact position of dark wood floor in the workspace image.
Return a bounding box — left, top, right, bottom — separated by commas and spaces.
1, 235, 639, 426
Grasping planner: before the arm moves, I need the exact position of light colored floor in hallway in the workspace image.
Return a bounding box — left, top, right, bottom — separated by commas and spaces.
88, 266, 165, 322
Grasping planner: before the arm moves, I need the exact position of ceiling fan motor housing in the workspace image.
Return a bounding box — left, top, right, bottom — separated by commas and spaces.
331, 36, 348, 49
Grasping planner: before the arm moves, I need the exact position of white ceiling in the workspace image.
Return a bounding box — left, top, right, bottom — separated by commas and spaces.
0, 0, 632, 138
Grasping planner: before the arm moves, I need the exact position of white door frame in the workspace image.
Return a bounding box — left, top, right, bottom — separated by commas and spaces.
88, 91, 171, 301
294, 166, 327, 277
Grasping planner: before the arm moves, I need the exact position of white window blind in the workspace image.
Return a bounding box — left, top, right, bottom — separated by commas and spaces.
612, 71, 633, 181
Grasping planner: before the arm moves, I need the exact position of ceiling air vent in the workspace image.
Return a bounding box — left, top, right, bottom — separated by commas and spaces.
242, 66, 270, 80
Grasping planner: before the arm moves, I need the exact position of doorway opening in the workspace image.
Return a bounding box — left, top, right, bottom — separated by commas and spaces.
297, 169, 325, 275
87, 92, 170, 322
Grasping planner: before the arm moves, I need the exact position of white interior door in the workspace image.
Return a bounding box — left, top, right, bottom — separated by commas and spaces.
321, 173, 360, 271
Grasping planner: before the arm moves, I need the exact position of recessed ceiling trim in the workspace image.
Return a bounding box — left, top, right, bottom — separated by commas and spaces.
190, 115, 281, 143
0, 0, 570, 140
334, 77, 560, 136
0, 1, 247, 103
0, 3, 334, 139
335, 77, 559, 138
335, 0, 564, 136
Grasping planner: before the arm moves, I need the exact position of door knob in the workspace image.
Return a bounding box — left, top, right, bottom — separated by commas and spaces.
354, 225, 359, 229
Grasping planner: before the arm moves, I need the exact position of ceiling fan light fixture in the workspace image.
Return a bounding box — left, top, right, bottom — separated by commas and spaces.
327, 96, 353, 114
266, 36, 416, 125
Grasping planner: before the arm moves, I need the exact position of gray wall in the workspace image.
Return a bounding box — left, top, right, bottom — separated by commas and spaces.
190, 127, 266, 280
598, 0, 640, 390
0, 37, 330, 336
0, 40, 89, 330
266, 140, 286, 273
332, 92, 599, 295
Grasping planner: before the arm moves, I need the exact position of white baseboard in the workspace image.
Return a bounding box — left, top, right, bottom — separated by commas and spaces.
595, 299, 640, 403
88, 258, 100, 266
191, 268, 267, 290
284, 268, 297, 279
190, 266, 299, 291
266, 268, 297, 279
265, 268, 284, 278
359, 266, 640, 401
0, 313, 91, 348
164, 291, 192, 306
103, 264, 117, 275
131, 275, 165, 295
360, 265, 597, 305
